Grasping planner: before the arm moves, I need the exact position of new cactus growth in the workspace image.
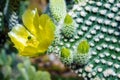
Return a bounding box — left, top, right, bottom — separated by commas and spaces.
61, 47, 71, 58
77, 40, 89, 54
60, 47, 73, 65
74, 40, 90, 64
49, 0, 67, 22
62, 14, 76, 38
64, 14, 73, 24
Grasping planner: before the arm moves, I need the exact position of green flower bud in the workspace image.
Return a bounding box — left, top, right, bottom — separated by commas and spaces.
62, 14, 75, 38
64, 14, 73, 25
73, 40, 90, 64
77, 40, 90, 54
60, 47, 73, 65
61, 47, 71, 58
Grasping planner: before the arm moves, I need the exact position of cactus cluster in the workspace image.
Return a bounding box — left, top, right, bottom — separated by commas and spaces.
48, 0, 120, 80
48, 0, 91, 68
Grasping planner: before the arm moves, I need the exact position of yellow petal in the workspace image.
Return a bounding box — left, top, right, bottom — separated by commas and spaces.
8, 24, 31, 52
8, 24, 40, 57
9, 10, 56, 57
33, 9, 40, 29
8, 32, 25, 52
37, 14, 56, 53
19, 46, 39, 57
22, 9, 36, 35
39, 14, 50, 27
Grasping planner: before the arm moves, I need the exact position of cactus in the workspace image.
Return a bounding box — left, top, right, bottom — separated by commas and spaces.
74, 40, 90, 64
49, 0, 67, 22
60, 47, 73, 65
67, 0, 120, 80
48, 0, 120, 80
61, 14, 76, 38
48, 0, 91, 67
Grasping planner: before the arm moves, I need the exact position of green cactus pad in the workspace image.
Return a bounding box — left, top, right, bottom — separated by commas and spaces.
48, 0, 120, 79
68, 0, 120, 80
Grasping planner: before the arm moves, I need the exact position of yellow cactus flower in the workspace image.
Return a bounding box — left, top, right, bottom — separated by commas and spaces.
8, 9, 55, 57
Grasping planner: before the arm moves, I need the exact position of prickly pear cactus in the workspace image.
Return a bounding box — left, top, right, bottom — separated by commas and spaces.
69, 0, 120, 80
48, 0, 120, 80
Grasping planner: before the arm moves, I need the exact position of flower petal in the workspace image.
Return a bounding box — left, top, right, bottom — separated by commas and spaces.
20, 46, 39, 57
37, 14, 56, 53
8, 24, 31, 52
9, 9, 56, 57
22, 9, 36, 35
39, 14, 50, 27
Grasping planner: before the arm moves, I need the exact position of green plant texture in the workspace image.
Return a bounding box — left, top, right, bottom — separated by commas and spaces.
48, 0, 120, 80
0, 0, 120, 80
0, 42, 51, 80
